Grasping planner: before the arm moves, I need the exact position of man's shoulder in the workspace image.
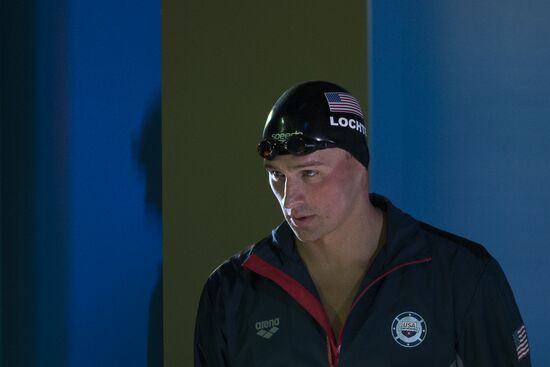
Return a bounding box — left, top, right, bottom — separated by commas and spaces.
378, 193, 493, 267
417, 220, 492, 264
203, 233, 274, 289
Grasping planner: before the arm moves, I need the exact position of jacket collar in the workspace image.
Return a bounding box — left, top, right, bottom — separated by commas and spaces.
249, 194, 431, 288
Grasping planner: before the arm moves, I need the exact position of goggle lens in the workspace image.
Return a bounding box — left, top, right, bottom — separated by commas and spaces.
257, 135, 335, 160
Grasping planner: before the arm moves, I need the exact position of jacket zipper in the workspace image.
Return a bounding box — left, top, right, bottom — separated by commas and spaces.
331, 257, 433, 366
242, 254, 432, 367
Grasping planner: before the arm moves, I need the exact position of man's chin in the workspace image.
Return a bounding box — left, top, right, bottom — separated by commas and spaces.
287, 224, 321, 243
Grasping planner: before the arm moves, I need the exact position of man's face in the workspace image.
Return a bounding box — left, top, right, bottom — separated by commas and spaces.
264, 148, 368, 243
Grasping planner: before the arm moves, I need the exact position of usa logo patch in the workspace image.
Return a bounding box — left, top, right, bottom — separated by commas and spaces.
391, 311, 427, 348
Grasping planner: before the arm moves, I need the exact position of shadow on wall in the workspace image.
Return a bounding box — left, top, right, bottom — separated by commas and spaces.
134, 95, 164, 367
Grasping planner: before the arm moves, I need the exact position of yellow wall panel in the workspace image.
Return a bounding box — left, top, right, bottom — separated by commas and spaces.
162, 2, 368, 364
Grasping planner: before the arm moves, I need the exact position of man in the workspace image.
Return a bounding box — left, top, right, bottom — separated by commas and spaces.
194, 81, 530, 366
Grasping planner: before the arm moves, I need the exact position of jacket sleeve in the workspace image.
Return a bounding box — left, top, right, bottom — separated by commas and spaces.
194, 275, 229, 367
457, 259, 531, 366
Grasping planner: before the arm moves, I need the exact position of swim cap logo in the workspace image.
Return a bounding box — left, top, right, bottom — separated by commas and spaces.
391, 311, 427, 348
271, 130, 302, 142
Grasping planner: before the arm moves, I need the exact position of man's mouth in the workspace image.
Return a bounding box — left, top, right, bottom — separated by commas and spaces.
289, 214, 315, 226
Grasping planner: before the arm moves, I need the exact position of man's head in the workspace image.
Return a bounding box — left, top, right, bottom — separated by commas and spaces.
257, 81, 369, 169
258, 81, 371, 243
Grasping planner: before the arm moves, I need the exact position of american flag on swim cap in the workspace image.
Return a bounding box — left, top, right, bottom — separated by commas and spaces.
324, 92, 364, 118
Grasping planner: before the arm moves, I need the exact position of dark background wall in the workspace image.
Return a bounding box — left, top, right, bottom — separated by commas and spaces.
370, 1, 550, 365
2, 0, 45, 365
162, 1, 368, 365
1, 0, 162, 366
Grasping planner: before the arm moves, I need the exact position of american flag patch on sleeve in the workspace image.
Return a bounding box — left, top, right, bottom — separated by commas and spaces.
513, 324, 529, 361
324, 92, 364, 118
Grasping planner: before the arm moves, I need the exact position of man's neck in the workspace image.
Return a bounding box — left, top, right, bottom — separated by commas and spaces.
296, 202, 386, 270
295, 201, 386, 338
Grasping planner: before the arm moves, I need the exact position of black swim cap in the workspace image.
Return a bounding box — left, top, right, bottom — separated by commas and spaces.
258, 81, 369, 168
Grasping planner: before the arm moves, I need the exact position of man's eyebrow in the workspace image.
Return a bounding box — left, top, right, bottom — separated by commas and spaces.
290, 160, 325, 169
263, 162, 277, 170
263, 160, 326, 170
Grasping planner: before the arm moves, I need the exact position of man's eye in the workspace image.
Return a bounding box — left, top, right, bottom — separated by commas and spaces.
269, 171, 284, 180
303, 170, 318, 177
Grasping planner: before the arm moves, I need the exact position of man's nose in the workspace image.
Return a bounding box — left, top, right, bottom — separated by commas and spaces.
282, 177, 304, 211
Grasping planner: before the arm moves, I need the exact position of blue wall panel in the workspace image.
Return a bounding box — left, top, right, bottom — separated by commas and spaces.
370, 1, 550, 365
67, 0, 162, 366
2, 0, 161, 365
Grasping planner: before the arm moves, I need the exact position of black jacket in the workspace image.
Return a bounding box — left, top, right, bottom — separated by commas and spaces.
195, 195, 530, 366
